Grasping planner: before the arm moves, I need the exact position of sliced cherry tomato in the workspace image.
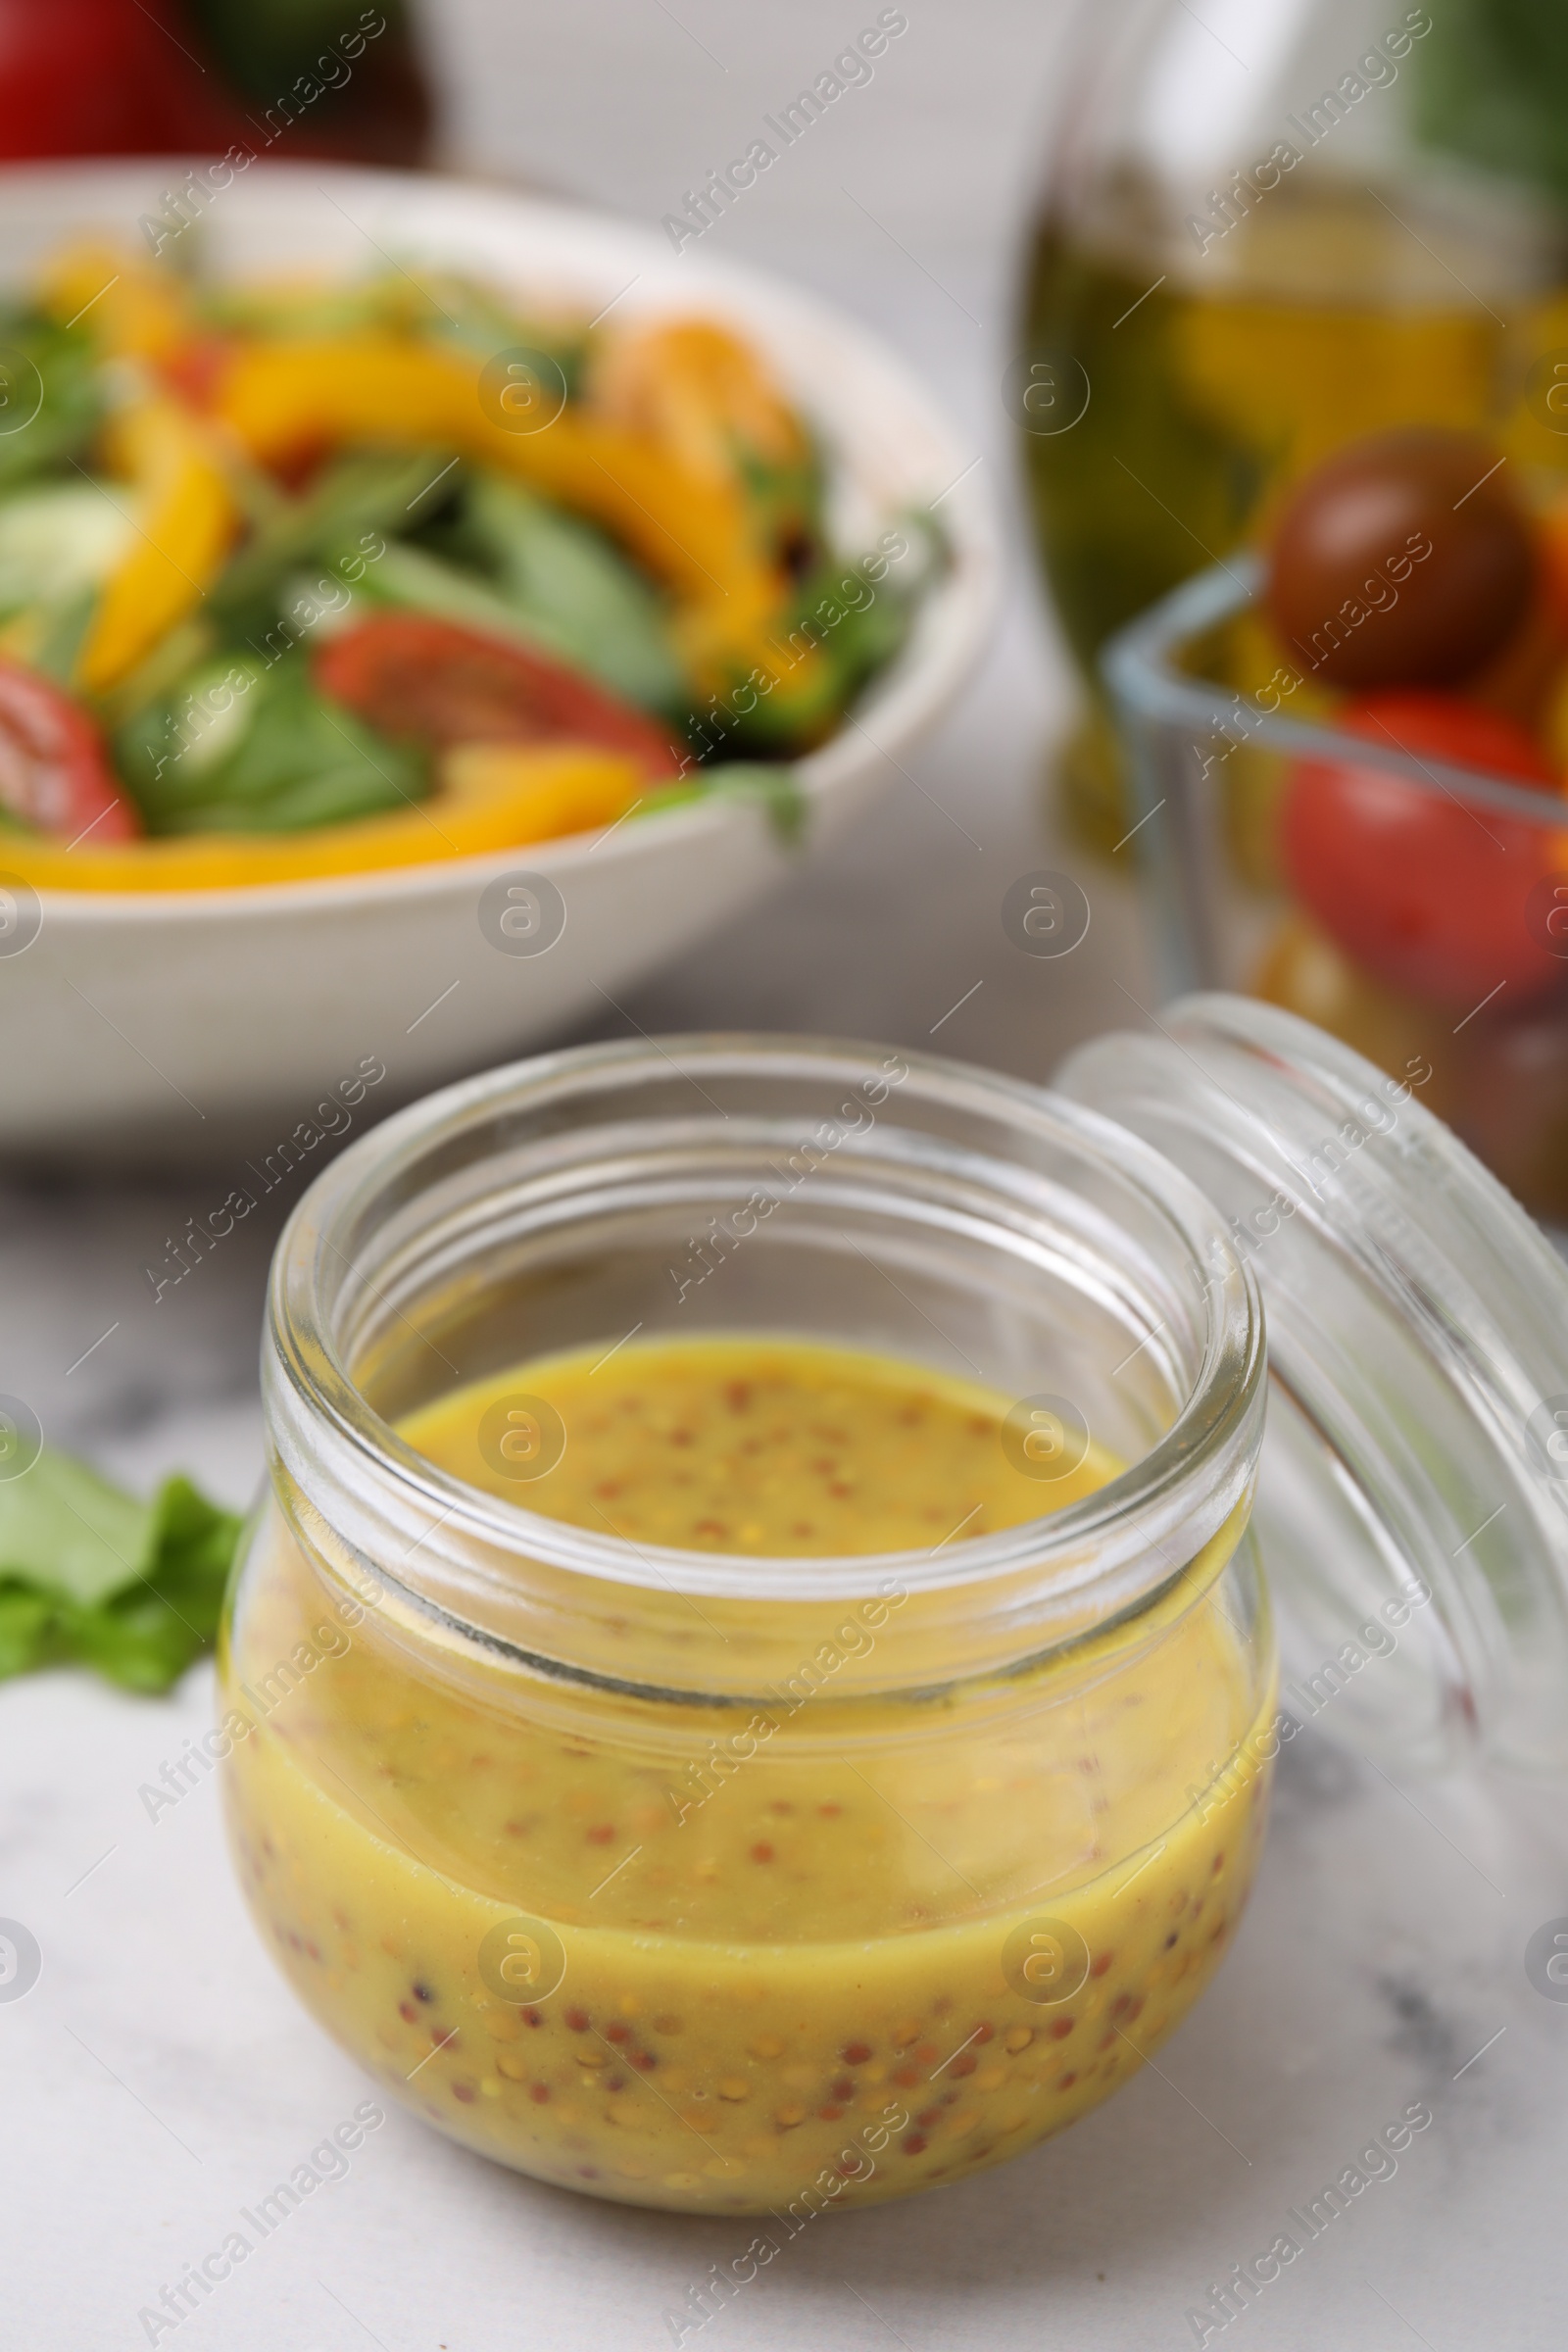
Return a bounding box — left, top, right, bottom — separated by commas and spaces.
160, 336, 241, 411
1279, 692, 1565, 1011
0, 659, 139, 842
314, 615, 686, 779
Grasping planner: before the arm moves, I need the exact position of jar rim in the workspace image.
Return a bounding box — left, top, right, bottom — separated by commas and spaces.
264, 1034, 1266, 1691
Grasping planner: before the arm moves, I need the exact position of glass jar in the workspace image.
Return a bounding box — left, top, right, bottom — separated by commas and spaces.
220, 1037, 1271, 2215
1019, 0, 1568, 849
221, 1007, 1568, 2214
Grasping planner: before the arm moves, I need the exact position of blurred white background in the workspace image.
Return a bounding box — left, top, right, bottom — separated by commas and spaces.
423, 0, 1059, 371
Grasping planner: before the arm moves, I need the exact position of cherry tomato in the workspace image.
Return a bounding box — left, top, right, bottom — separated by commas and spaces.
1278, 691, 1565, 1011
1451, 994, 1568, 1223
1535, 491, 1568, 639
314, 615, 686, 779
0, 660, 139, 842
160, 336, 240, 411
0, 0, 239, 159
1266, 430, 1536, 690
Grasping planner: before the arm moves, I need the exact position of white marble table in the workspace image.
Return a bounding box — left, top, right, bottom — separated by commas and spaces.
4, 4, 1566, 2345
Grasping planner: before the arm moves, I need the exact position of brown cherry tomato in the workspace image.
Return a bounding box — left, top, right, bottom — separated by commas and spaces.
1266, 430, 1536, 690
1535, 491, 1568, 640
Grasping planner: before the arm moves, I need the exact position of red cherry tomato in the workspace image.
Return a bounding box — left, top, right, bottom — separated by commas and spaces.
160, 336, 241, 411
314, 614, 686, 779
1279, 691, 1566, 1010
0, 660, 139, 842
0, 0, 239, 159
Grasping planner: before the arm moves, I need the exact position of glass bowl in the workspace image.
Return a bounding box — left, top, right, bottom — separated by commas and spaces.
1102, 557, 1568, 1225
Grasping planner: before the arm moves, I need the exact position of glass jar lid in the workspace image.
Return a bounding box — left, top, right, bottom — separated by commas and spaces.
1056, 992, 1568, 1775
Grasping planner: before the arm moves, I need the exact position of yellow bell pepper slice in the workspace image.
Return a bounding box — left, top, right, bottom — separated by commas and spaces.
585, 318, 809, 483
581, 321, 831, 712
215, 334, 760, 592
38, 241, 196, 362
75, 402, 240, 696
0, 745, 644, 893
436, 741, 649, 837
213, 334, 792, 690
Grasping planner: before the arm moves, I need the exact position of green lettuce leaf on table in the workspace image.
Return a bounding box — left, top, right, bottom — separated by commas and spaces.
0, 1450, 243, 1693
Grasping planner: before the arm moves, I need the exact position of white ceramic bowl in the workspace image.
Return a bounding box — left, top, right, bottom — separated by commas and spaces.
0, 162, 994, 1160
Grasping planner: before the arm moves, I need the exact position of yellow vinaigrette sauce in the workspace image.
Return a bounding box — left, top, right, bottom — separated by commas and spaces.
221, 1338, 1271, 2213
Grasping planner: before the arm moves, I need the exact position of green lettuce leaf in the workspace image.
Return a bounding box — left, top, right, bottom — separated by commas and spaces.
0, 1449, 243, 1692
116, 656, 424, 836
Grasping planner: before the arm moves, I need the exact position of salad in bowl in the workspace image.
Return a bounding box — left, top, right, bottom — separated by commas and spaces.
0, 234, 930, 889
0, 165, 991, 1155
